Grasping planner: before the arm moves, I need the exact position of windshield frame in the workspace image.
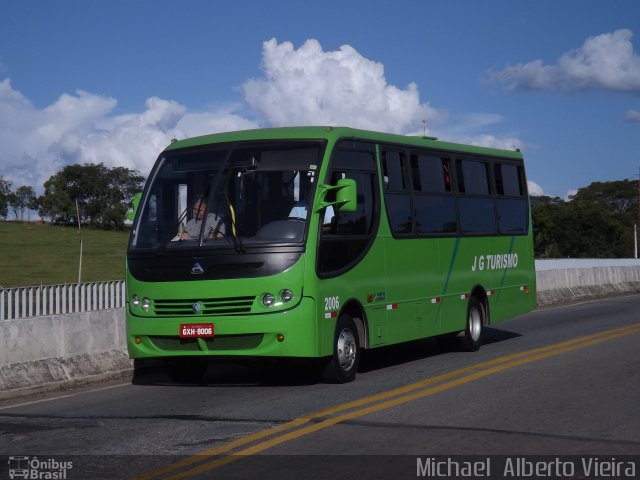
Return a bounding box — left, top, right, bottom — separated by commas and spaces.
129, 139, 328, 254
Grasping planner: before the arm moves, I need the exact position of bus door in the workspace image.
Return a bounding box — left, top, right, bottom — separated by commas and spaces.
316, 142, 385, 348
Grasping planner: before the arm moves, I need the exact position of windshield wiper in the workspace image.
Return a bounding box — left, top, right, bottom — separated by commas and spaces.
226, 199, 245, 254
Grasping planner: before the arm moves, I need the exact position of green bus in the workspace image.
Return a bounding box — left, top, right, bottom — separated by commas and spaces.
126, 127, 536, 383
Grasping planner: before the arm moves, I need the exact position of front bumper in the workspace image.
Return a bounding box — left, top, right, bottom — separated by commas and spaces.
126, 297, 320, 359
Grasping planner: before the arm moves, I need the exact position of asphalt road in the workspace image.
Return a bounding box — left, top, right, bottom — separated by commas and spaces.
1, 294, 639, 479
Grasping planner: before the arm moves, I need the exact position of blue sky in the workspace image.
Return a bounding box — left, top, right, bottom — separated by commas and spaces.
1, 0, 639, 199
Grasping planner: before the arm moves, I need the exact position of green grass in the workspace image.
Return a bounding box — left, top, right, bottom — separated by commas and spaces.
0, 222, 130, 288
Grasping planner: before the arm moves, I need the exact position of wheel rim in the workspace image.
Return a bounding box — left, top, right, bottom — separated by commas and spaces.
336, 328, 357, 372
469, 307, 482, 341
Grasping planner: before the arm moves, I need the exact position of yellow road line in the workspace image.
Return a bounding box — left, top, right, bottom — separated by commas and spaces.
134, 322, 640, 480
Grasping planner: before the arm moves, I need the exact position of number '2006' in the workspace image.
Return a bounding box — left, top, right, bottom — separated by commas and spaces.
324, 296, 340, 311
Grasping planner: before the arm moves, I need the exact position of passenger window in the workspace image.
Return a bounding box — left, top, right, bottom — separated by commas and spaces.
411, 155, 451, 193
496, 198, 528, 234
386, 194, 413, 235
457, 160, 490, 195
494, 163, 524, 196
414, 196, 457, 234
382, 151, 408, 191
458, 198, 497, 234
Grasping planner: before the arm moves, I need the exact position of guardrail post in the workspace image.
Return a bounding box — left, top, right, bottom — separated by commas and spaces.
8, 289, 13, 320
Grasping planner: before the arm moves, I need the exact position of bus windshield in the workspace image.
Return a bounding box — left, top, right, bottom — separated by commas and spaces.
130, 141, 325, 251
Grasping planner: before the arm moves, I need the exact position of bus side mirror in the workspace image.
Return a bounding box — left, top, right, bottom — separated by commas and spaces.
335, 178, 357, 213
316, 178, 357, 213
126, 192, 142, 222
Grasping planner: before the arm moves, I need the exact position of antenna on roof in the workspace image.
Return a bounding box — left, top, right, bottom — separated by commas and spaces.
421, 120, 427, 138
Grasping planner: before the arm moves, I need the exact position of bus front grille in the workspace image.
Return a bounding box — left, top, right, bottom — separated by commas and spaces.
153, 296, 255, 316
149, 334, 264, 351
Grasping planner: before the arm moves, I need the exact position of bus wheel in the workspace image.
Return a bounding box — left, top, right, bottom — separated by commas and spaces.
165, 357, 207, 384
462, 297, 484, 352
321, 315, 360, 383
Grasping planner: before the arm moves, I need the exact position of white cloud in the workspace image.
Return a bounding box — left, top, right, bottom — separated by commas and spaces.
453, 134, 524, 152
527, 180, 544, 196
0, 82, 258, 192
489, 29, 640, 94
242, 38, 439, 133
0, 38, 522, 193
626, 109, 640, 122
176, 106, 258, 137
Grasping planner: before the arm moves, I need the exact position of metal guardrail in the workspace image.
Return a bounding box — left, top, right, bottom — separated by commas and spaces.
3, 259, 639, 321
0, 281, 125, 321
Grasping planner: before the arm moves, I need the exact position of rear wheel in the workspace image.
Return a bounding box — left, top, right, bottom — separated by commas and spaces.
320, 315, 361, 383
462, 297, 484, 351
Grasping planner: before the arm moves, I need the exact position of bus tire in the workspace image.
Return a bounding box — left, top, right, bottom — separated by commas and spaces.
320, 315, 360, 383
462, 297, 484, 352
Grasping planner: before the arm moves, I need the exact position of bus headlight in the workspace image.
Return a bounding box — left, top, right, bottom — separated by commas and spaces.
262, 293, 275, 307
131, 295, 140, 307
141, 297, 151, 311
280, 289, 294, 303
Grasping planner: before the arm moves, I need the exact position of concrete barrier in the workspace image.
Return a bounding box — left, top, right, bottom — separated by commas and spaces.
0, 309, 131, 400
2, 261, 640, 400
535, 260, 640, 307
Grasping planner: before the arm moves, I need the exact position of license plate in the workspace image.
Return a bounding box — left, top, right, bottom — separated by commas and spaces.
179, 323, 215, 338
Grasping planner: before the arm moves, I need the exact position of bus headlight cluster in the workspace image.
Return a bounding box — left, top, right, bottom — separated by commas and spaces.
262, 289, 294, 307
131, 294, 151, 312
262, 293, 276, 307
280, 289, 294, 303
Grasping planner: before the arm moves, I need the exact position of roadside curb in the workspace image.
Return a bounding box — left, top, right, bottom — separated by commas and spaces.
0, 349, 133, 401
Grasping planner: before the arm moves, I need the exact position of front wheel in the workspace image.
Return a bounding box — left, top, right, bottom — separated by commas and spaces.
462, 297, 484, 351
320, 315, 361, 383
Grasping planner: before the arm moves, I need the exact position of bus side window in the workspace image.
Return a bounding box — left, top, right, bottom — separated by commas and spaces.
382, 150, 412, 236
494, 163, 525, 196
412, 155, 451, 193
457, 159, 490, 195
494, 162, 528, 234
442, 159, 452, 192
382, 151, 407, 191
412, 156, 456, 236
457, 158, 496, 235
318, 148, 378, 275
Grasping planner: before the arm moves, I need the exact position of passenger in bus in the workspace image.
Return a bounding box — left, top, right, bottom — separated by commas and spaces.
179, 197, 226, 240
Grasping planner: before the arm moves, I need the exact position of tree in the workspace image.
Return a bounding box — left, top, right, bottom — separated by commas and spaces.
531, 179, 639, 258
569, 180, 638, 214
40, 163, 145, 230
8, 185, 37, 221
0, 177, 12, 220
552, 203, 629, 258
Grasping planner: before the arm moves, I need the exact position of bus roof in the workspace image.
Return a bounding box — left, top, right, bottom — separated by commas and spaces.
165, 126, 524, 160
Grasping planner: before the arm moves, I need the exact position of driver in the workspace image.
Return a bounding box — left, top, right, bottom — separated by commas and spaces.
180, 197, 225, 239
